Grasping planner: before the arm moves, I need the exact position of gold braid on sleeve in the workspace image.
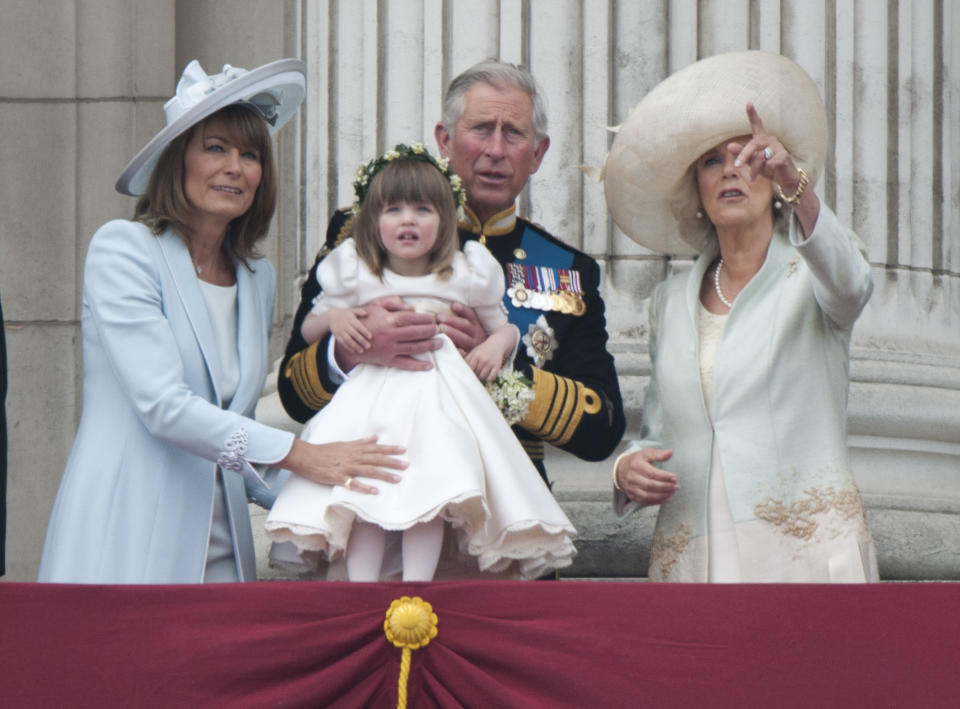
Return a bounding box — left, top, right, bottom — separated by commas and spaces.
517, 366, 603, 446
283, 341, 335, 410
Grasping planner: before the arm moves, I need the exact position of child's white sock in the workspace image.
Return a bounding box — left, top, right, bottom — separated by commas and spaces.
346, 521, 386, 581
401, 516, 444, 581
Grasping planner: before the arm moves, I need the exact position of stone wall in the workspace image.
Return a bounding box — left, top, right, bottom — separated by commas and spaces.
3, 1, 958, 581
0, 0, 299, 581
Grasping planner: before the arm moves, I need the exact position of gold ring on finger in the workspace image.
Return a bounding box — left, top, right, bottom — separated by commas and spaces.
344, 477, 353, 490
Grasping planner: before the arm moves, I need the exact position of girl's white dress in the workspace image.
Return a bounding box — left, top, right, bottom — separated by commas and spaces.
265, 239, 576, 579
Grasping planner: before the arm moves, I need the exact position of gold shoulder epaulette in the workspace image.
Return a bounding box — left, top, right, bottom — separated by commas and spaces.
334, 213, 356, 248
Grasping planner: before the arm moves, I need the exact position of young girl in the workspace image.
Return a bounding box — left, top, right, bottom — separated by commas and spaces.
265, 145, 576, 581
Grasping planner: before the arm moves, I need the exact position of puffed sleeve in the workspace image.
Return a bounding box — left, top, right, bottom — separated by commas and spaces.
462, 240, 509, 332
313, 239, 363, 312
83, 221, 294, 486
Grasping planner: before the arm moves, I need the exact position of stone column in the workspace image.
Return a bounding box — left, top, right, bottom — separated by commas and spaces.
293, 1, 959, 580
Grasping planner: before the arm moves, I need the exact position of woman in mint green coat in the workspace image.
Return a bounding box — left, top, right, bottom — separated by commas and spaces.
600, 52, 878, 582
39, 60, 403, 584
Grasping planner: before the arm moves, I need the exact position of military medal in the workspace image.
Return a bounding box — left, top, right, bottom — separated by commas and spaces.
507, 264, 531, 308
508, 283, 531, 308
507, 262, 587, 316
523, 315, 559, 367
557, 268, 586, 316
527, 266, 546, 310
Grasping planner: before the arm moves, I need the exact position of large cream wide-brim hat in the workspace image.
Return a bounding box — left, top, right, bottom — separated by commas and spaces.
116, 58, 306, 196
599, 51, 828, 255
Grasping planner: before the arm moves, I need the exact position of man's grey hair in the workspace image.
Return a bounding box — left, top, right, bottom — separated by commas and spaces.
441, 60, 548, 143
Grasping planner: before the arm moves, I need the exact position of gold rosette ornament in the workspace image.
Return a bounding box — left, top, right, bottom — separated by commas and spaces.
384, 596, 439, 709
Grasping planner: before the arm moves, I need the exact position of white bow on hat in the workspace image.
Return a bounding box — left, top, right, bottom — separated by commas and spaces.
165, 62, 281, 127
166, 62, 247, 122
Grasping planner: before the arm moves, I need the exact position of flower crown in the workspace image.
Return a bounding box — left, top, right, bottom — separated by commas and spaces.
351, 142, 467, 214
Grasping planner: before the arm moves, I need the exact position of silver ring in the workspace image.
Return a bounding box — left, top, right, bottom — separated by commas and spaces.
763, 147, 774, 161
344, 477, 353, 490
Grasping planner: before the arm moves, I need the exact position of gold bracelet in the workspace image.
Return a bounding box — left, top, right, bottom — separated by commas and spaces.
775, 167, 808, 205
612, 463, 623, 491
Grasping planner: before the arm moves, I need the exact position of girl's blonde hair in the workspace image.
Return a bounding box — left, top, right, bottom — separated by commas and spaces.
133, 103, 277, 266
353, 159, 459, 279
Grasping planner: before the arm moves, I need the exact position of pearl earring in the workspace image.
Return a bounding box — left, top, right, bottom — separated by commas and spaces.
696, 208, 703, 219
773, 200, 783, 210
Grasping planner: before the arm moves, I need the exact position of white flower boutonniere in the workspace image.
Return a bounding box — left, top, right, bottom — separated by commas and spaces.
484, 368, 535, 426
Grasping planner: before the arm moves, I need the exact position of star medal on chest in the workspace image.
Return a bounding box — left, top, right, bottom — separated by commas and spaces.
523, 315, 559, 367
507, 263, 586, 315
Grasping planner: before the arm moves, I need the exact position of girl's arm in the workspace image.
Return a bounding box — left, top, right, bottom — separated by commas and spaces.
301, 306, 372, 354
464, 323, 520, 381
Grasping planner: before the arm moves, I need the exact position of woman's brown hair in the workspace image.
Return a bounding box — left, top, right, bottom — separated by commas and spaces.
133, 103, 277, 265
352, 158, 459, 280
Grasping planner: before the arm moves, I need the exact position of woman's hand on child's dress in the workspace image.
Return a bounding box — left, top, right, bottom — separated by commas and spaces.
329, 307, 371, 354
279, 436, 406, 495
437, 302, 487, 355
615, 448, 678, 505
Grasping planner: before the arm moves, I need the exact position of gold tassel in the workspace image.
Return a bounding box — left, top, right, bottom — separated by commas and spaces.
384, 596, 439, 709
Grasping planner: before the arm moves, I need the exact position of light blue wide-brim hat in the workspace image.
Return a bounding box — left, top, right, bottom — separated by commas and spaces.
595, 51, 828, 255
116, 58, 306, 196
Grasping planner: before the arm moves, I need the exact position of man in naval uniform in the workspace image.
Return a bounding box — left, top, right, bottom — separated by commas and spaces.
277, 60, 624, 485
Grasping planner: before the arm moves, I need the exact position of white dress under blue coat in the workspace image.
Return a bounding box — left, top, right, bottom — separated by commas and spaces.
39, 220, 294, 583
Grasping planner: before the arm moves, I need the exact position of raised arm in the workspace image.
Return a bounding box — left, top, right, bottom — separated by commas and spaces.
730, 103, 872, 328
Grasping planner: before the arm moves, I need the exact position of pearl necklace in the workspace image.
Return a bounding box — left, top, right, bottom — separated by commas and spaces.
714, 259, 734, 309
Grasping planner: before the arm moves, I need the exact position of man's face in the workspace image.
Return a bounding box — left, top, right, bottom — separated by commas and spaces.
435, 82, 549, 224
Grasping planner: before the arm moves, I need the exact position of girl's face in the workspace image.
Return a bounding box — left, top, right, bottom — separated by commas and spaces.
695, 135, 774, 233
378, 200, 441, 276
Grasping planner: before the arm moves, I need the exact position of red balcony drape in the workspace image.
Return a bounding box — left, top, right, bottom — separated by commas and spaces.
1, 581, 957, 707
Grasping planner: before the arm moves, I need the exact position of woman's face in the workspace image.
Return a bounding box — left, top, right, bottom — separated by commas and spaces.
183, 117, 262, 228
695, 135, 774, 232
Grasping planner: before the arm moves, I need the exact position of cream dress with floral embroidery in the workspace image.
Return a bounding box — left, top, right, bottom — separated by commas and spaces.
265, 239, 576, 580
680, 300, 876, 583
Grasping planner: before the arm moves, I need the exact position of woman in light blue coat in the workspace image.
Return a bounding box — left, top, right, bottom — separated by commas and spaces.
598, 51, 879, 582
39, 60, 404, 584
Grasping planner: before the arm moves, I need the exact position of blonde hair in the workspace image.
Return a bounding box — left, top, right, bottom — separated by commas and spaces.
353, 159, 459, 279
133, 103, 277, 265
